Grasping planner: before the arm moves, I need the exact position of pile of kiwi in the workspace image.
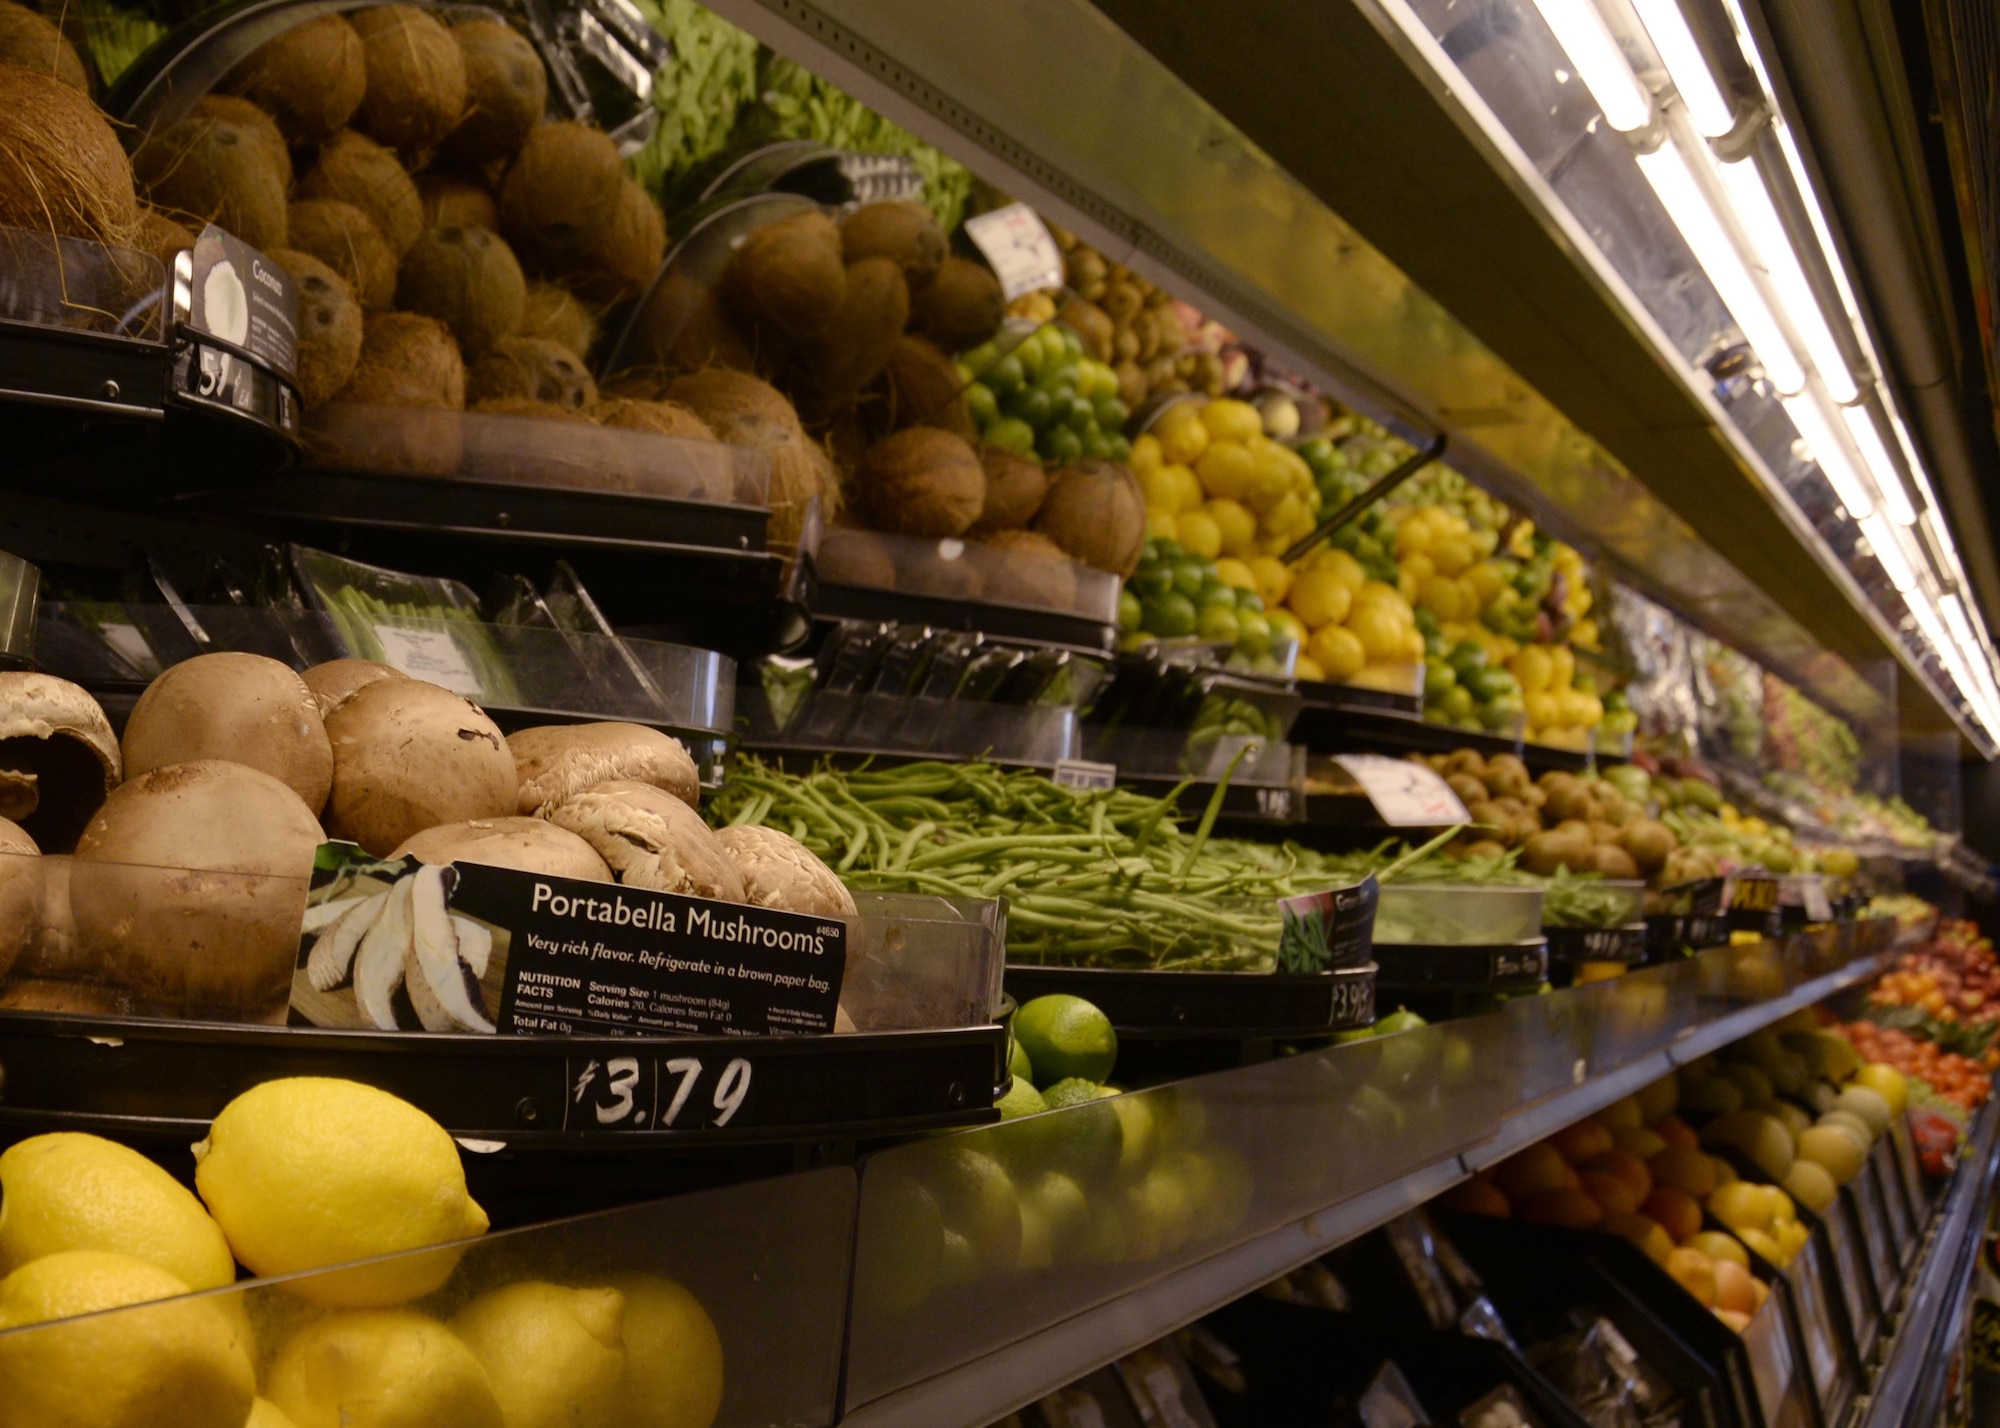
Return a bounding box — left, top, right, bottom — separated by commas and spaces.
1420, 750, 1682, 885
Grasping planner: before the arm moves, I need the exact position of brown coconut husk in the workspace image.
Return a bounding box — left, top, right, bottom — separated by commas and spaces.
417, 169, 499, 231
396, 224, 525, 355
499, 120, 623, 270
588, 397, 715, 442
0, 2, 87, 90
467, 335, 596, 410
725, 208, 845, 341
798, 256, 908, 415
882, 336, 975, 440
442, 18, 546, 167
0, 65, 137, 246
971, 444, 1050, 532
571, 177, 664, 304
470, 396, 587, 420
519, 280, 595, 361
1034, 457, 1147, 577
131, 206, 196, 269
664, 368, 803, 434
227, 14, 365, 143
627, 267, 765, 376
912, 255, 1005, 350
704, 411, 839, 550
840, 200, 944, 289
287, 198, 396, 310
269, 247, 362, 406
350, 5, 467, 156
300, 130, 423, 256
586, 398, 737, 501
133, 113, 289, 252
190, 94, 293, 194
979, 528, 1078, 611
336, 310, 465, 408
854, 427, 985, 538
815, 529, 897, 589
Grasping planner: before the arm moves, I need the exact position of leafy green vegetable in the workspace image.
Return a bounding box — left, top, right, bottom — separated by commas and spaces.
626, 0, 762, 196
78, 0, 164, 87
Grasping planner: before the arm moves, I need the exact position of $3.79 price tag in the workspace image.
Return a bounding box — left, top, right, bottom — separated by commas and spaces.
565, 1054, 753, 1132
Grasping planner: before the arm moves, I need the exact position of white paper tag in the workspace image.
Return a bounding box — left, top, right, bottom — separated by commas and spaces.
1331, 753, 1469, 826
1052, 758, 1118, 791
1803, 878, 1832, 922
374, 624, 482, 696
963, 202, 1065, 300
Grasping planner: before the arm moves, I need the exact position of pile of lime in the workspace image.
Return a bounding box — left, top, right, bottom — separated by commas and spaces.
957, 324, 1133, 465
1422, 631, 1525, 732
1118, 538, 1283, 674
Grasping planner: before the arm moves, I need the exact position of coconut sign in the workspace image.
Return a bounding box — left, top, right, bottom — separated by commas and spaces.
290, 843, 846, 1039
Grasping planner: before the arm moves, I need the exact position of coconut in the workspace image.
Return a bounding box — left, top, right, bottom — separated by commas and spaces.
300, 659, 405, 720
300, 130, 423, 256
441, 17, 544, 166
727, 209, 845, 341
882, 336, 974, 440
544, 780, 743, 901
904, 546, 984, 600
629, 268, 763, 376
470, 396, 588, 421
336, 311, 465, 409
228, 14, 366, 143
133, 114, 288, 253
981, 529, 1079, 610
678, 405, 838, 548
588, 397, 713, 441
0, 2, 86, 89
815, 530, 897, 588
467, 335, 595, 410
0, 673, 121, 853
572, 177, 664, 304
323, 677, 515, 856
800, 256, 908, 411
664, 368, 802, 433
1035, 457, 1147, 576
508, 722, 699, 814
350, 6, 467, 156
392, 815, 610, 882
122, 653, 334, 813
0, 814, 37, 981
417, 170, 499, 233
972, 444, 1049, 532
912, 256, 1005, 349
499, 120, 624, 270
855, 427, 986, 538
0, 65, 136, 246
131, 206, 196, 269
270, 247, 363, 406
713, 825, 855, 917
190, 94, 293, 194
286, 198, 397, 311
73, 760, 323, 1015
519, 280, 594, 361
840, 200, 944, 289
397, 224, 525, 355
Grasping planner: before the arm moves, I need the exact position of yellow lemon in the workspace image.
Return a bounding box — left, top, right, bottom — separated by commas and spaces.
1348, 604, 1408, 662
1154, 407, 1209, 466
1165, 463, 1205, 511
248, 1400, 303, 1428
194, 1078, 488, 1308
1205, 498, 1258, 556
1138, 464, 1185, 514
1417, 574, 1464, 623
0, 1250, 253, 1428
1402, 628, 1426, 660
1308, 626, 1367, 683
1287, 569, 1353, 629
1175, 509, 1222, 559
1294, 654, 1326, 683
453, 1282, 626, 1428
0, 1133, 235, 1290
1355, 579, 1405, 610
1146, 509, 1178, 541
1249, 556, 1293, 606
1267, 608, 1305, 643
1394, 519, 1434, 557
1266, 492, 1314, 540
1468, 561, 1507, 604
1400, 550, 1436, 583
1199, 398, 1263, 443
603, 1274, 725, 1428
1550, 644, 1576, 688
1510, 644, 1553, 694
1193, 441, 1256, 501
1525, 692, 1560, 731
267, 1310, 501, 1428
1128, 433, 1164, 475
1213, 558, 1257, 592
1311, 547, 1366, 592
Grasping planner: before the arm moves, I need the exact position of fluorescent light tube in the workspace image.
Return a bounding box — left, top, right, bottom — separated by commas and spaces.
1628, 0, 1735, 136
1714, 157, 1857, 401
1529, 0, 1654, 131
1942, 593, 1979, 653
1639, 142, 1806, 391
1860, 512, 1918, 592
1839, 404, 1917, 525
1780, 393, 1872, 517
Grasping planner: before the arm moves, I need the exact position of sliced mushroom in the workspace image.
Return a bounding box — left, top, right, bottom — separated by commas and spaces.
405, 863, 493, 1033
305, 888, 388, 992
450, 914, 493, 979
353, 875, 415, 1029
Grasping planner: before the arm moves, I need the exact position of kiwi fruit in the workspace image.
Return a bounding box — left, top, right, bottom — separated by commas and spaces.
350, 6, 468, 155
286, 199, 397, 311
269, 247, 362, 406
300, 130, 423, 256
227, 14, 366, 143
396, 224, 526, 355
132, 114, 288, 253
467, 335, 596, 410
443, 17, 547, 166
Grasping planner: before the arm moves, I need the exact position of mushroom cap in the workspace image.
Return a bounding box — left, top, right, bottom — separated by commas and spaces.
301, 658, 407, 720
123, 652, 334, 814
508, 722, 699, 814
392, 815, 612, 882
0, 672, 121, 852
713, 824, 855, 917
324, 678, 517, 856
72, 759, 323, 1015
544, 780, 744, 901
0, 813, 38, 981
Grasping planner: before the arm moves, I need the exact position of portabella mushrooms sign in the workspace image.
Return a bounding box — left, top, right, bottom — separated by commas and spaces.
291, 845, 845, 1036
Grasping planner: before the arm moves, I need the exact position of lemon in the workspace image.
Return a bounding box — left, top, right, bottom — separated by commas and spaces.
1128, 433, 1163, 475
454, 1282, 626, 1428
0, 1133, 235, 1289
1348, 604, 1408, 662
1287, 569, 1352, 630
1205, 498, 1257, 556
0, 1250, 253, 1428
1174, 509, 1221, 559
1164, 463, 1204, 511
1199, 398, 1262, 443
1145, 509, 1178, 541
268, 1309, 501, 1428
1014, 994, 1118, 1085
1193, 441, 1255, 502
603, 1274, 724, 1428
247, 1400, 302, 1428
1293, 654, 1325, 683
1308, 626, 1366, 683
193, 1078, 488, 1307
1153, 405, 1209, 465
1248, 556, 1292, 606
1137, 464, 1184, 514
1212, 557, 1257, 592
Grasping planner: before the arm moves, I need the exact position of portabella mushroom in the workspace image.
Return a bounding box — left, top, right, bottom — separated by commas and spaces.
323, 678, 517, 856
0, 814, 38, 981
122, 652, 335, 814
301, 658, 407, 720
392, 816, 612, 882
508, 722, 700, 814
71, 760, 324, 1017
0, 672, 121, 852
713, 824, 856, 918
543, 781, 744, 901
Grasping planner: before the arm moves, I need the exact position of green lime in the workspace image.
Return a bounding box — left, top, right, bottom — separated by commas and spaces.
997, 1075, 1047, 1121
1042, 426, 1083, 464
1117, 589, 1143, 634
984, 354, 1024, 396
985, 417, 1036, 456
1012, 387, 1052, 429
1014, 332, 1047, 379
1440, 685, 1475, 721
855, 1171, 943, 1313
1448, 641, 1488, 679
937, 1228, 981, 1286
1171, 556, 1209, 599
1235, 612, 1272, 660
1079, 428, 1112, 460
1015, 995, 1119, 1085
1106, 1092, 1159, 1180
1020, 1171, 1091, 1263
1130, 565, 1173, 601
1143, 591, 1197, 639
965, 383, 999, 428
1196, 605, 1239, 644
1423, 659, 1457, 701
920, 1146, 1021, 1275
1234, 589, 1265, 613
1107, 434, 1132, 461
1094, 395, 1127, 431
1036, 1079, 1124, 1184
1046, 389, 1077, 427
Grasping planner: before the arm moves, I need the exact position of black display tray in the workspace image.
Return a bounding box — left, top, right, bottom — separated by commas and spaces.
812, 578, 1115, 653
1289, 703, 1612, 774
1373, 940, 1548, 992
1001, 963, 1376, 1040
0, 1011, 1006, 1148
1293, 674, 1423, 719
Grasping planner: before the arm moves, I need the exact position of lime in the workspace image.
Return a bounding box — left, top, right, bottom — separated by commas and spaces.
1019, 1171, 1090, 1263
1108, 434, 1132, 461
1107, 1092, 1160, 1179
920, 1146, 1020, 1275
1130, 565, 1172, 601
1042, 427, 1083, 464
1116, 589, 1143, 634
1170, 557, 1209, 600
1035, 1080, 1124, 1185
986, 417, 1036, 455
984, 354, 1024, 395
997, 1076, 1047, 1121
937, 1229, 981, 1286
1014, 995, 1119, 1086
1008, 1035, 1035, 1083
1143, 591, 1197, 639
1012, 387, 1052, 428
1196, 605, 1239, 644
1235, 612, 1272, 660
854, 1172, 942, 1313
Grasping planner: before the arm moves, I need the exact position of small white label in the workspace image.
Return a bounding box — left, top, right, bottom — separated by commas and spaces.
1332, 753, 1469, 826
374, 624, 482, 696
1803, 879, 1832, 922
1052, 758, 1118, 791
963, 202, 1065, 300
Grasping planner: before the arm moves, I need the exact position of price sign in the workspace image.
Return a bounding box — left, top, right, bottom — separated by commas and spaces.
962, 202, 1065, 300
1332, 754, 1468, 827
565, 1053, 755, 1132
1052, 758, 1117, 791
373, 624, 483, 696
1786, 1239, 1843, 1405
1727, 876, 1780, 912
1327, 974, 1374, 1026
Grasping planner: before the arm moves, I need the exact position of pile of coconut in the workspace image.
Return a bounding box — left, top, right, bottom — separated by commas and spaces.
0, 654, 856, 1028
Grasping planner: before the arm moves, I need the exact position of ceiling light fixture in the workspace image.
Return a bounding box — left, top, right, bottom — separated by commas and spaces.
1780, 393, 1873, 517
1839, 403, 1917, 525
1528, 0, 1655, 131
1627, 0, 1735, 135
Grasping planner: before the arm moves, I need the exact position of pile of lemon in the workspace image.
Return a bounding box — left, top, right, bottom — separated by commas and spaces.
0, 1077, 722, 1428
1130, 399, 1320, 562
1274, 548, 1424, 686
